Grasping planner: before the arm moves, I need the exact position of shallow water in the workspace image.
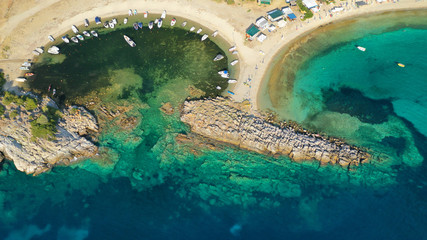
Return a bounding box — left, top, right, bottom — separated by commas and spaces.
2, 11, 427, 239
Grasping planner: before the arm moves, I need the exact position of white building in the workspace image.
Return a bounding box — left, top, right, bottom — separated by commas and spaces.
257, 33, 267, 42
302, 0, 319, 12
255, 17, 269, 30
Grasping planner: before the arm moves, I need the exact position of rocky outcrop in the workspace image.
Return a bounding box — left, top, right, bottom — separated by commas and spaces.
181, 98, 370, 167
0, 96, 98, 175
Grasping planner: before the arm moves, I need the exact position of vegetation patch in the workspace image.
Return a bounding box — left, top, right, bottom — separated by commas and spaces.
30, 106, 61, 141
296, 0, 314, 20
2, 91, 38, 111
9, 110, 18, 119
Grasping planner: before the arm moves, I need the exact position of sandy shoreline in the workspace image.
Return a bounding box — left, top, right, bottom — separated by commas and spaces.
1, 0, 427, 108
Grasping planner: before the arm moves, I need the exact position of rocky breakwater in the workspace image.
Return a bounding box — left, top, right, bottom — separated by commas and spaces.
181, 98, 370, 167
0, 94, 98, 175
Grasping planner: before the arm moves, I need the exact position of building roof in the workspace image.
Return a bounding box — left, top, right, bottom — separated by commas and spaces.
255, 17, 269, 28
267, 9, 284, 20
257, 33, 267, 42
302, 0, 318, 9
288, 13, 297, 19
246, 25, 260, 37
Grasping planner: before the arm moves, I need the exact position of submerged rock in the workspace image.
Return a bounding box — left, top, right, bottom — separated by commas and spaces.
181, 98, 370, 167
0, 96, 98, 175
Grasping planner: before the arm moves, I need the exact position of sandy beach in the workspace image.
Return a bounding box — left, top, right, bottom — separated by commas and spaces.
0, 0, 426, 108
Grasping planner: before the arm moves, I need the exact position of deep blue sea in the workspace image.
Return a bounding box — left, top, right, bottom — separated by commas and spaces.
2, 10, 427, 240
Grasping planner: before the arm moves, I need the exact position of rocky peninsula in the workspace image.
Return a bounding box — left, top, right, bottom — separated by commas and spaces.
0, 93, 98, 175
181, 98, 370, 167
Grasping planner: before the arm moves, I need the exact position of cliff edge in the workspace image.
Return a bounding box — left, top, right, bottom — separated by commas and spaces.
181, 98, 370, 167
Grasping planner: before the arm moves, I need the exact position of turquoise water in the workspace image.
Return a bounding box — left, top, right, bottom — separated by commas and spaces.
2, 12, 427, 239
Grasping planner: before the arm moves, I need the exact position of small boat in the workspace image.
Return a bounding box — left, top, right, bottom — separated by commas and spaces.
35, 47, 44, 53
133, 9, 138, 15
133, 23, 138, 30
124, 18, 128, 24
213, 54, 224, 61
228, 46, 236, 52
189, 26, 195, 32
171, 18, 176, 26
62, 36, 70, 43
19, 66, 29, 70
52, 89, 56, 96
32, 50, 40, 56
196, 28, 202, 34
232, 50, 238, 55
22, 62, 31, 67
356, 45, 366, 51
48, 35, 55, 42
227, 90, 235, 95
201, 34, 208, 41
83, 31, 90, 37
77, 35, 84, 41
230, 60, 239, 66
218, 70, 229, 78
104, 21, 109, 28
212, 30, 218, 37
24, 72, 34, 77
84, 18, 89, 27
154, 18, 159, 24
129, 9, 133, 16
16, 77, 26, 82
95, 16, 101, 24
216, 86, 222, 90
181, 21, 187, 27
148, 21, 154, 29
397, 62, 405, 68
48, 46, 60, 54
90, 30, 98, 37
157, 19, 162, 28
109, 21, 115, 28
161, 10, 166, 19
72, 25, 79, 33
124, 35, 136, 47
144, 11, 148, 18
71, 37, 78, 43
138, 22, 143, 29
228, 79, 237, 83
112, 18, 117, 25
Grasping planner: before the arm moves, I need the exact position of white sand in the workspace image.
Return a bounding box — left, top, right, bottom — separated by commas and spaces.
0, 0, 426, 106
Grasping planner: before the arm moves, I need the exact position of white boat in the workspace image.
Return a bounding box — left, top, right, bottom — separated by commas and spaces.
112, 18, 117, 25
124, 18, 128, 24
48, 35, 55, 42
216, 86, 222, 90
196, 28, 202, 34
77, 35, 84, 41
16, 77, 26, 82
124, 35, 136, 47
144, 11, 148, 18
232, 50, 238, 55
218, 70, 229, 78
133, 9, 138, 15
161, 10, 166, 19
48, 46, 60, 54
157, 19, 162, 28
20, 66, 29, 70
213, 54, 224, 61
228, 79, 237, 83
32, 50, 40, 56
104, 21, 109, 28
230, 59, 238, 66
154, 18, 159, 24
84, 18, 89, 27
148, 21, 154, 29
181, 21, 187, 27
90, 30, 98, 37
72, 25, 79, 33
201, 34, 208, 41
171, 18, 176, 26
356, 45, 366, 51
83, 31, 90, 37
71, 37, 78, 43
22, 62, 31, 67
212, 31, 218, 37
128, 9, 133, 16
35, 47, 44, 53
62, 36, 70, 43
228, 46, 236, 52
109, 21, 115, 28
189, 26, 195, 32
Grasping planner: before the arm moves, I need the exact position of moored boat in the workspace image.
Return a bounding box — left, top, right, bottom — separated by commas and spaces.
216, 86, 222, 90
218, 70, 229, 78
24, 72, 34, 77
138, 22, 143, 29
161, 10, 166, 19
144, 11, 148, 18
230, 59, 239, 66
90, 30, 98, 37
95, 16, 101, 24
62, 36, 70, 43
22, 62, 31, 67
19, 66, 29, 71
196, 28, 202, 34
128, 9, 133, 16
356, 45, 366, 51
16, 77, 26, 82
201, 34, 208, 41
109, 21, 115, 28
48, 35, 55, 42
232, 50, 238, 55
154, 18, 159, 24
134, 9, 138, 15
171, 18, 176, 26
48, 46, 60, 54
133, 23, 138, 30
112, 18, 117, 25
228, 46, 236, 52
213, 54, 224, 61
124, 18, 128, 24
71, 37, 78, 43
104, 21, 109, 28
181, 21, 187, 27
83, 31, 90, 37
32, 50, 40, 56
35, 47, 44, 53
124, 35, 136, 47
72, 25, 79, 33
148, 21, 154, 29
228, 79, 237, 83
212, 30, 218, 37
77, 35, 84, 41
84, 18, 89, 27
189, 26, 195, 32
157, 19, 162, 28
397, 62, 405, 68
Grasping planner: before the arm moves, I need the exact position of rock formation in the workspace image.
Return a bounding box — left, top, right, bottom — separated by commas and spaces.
181, 98, 370, 166
0, 96, 98, 175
